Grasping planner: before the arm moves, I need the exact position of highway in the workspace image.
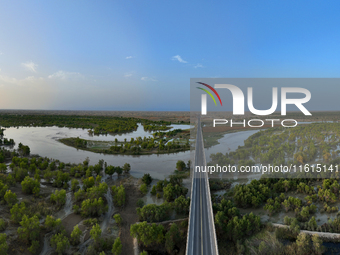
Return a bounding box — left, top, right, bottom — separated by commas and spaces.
186, 117, 219, 255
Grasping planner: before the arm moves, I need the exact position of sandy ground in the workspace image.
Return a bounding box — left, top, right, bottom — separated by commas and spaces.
116, 177, 143, 254
61, 213, 85, 236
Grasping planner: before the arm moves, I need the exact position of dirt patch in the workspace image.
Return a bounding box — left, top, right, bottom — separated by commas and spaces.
61, 213, 84, 236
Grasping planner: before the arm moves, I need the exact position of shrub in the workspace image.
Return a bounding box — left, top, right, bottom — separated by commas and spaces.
140, 184, 148, 195
44, 215, 64, 233
90, 223, 101, 244
112, 237, 122, 255
50, 189, 67, 207
114, 214, 122, 226
50, 233, 70, 255
10, 202, 26, 223
123, 163, 131, 174
71, 225, 82, 245
0, 233, 8, 255
71, 179, 80, 192
21, 176, 40, 196
137, 203, 172, 222
141, 174, 152, 185
54, 171, 70, 188
165, 223, 181, 254
130, 221, 164, 247
81, 198, 108, 217
163, 183, 188, 202
0, 219, 6, 231
136, 199, 144, 208
151, 185, 157, 195
17, 215, 40, 243
111, 185, 126, 207
176, 160, 186, 171
4, 190, 17, 207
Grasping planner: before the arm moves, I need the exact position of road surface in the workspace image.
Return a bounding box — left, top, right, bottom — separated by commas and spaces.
186, 117, 219, 255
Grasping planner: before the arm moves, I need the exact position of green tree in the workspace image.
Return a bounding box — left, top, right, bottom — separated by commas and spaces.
130, 221, 164, 247
50, 189, 67, 207
0, 164, 6, 174
105, 165, 115, 178
81, 198, 108, 217
165, 223, 181, 254
140, 184, 148, 195
17, 215, 40, 244
111, 185, 126, 207
28, 240, 39, 254
163, 184, 188, 202
115, 166, 123, 176
54, 171, 70, 188
0, 233, 8, 255
21, 176, 40, 196
296, 232, 310, 255
114, 214, 122, 226
137, 203, 172, 222
45, 215, 57, 231
83, 176, 95, 190
312, 234, 324, 255
0, 219, 6, 231
141, 174, 152, 185
136, 199, 144, 208
50, 233, 70, 255
140, 251, 148, 255
90, 223, 101, 244
71, 179, 80, 192
123, 163, 131, 174
87, 182, 108, 200
4, 190, 17, 207
151, 185, 157, 195
10, 202, 26, 223
176, 160, 186, 171
70, 225, 82, 245
174, 195, 190, 214
112, 237, 122, 255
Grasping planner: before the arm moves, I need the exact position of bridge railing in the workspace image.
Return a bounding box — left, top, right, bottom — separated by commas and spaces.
185, 123, 197, 255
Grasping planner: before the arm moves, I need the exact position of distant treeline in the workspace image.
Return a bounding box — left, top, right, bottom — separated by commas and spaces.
0, 114, 174, 135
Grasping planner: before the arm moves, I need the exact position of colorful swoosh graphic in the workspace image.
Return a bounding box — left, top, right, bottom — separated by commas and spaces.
196, 87, 217, 105
196, 82, 223, 106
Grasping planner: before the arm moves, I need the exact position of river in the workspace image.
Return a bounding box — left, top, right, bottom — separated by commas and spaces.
2, 126, 258, 180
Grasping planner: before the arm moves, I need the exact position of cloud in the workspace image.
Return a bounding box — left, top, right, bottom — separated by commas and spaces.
48, 70, 83, 80
124, 72, 133, 78
22, 61, 38, 72
171, 55, 187, 63
0, 52, 2, 55
0, 75, 17, 84
125, 56, 134, 59
141, 77, 157, 82
0, 75, 45, 85
194, 63, 204, 68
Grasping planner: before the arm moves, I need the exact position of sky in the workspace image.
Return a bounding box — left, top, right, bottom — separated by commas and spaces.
1, 1, 340, 111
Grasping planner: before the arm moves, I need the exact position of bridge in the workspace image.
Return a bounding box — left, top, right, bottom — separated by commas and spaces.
186, 117, 219, 255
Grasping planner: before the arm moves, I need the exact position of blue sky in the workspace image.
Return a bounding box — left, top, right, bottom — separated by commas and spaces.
0, 1, 340, 111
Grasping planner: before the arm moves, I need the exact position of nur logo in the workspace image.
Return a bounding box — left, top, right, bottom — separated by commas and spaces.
196, 82, 223, 115
197, 82, 311, 116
